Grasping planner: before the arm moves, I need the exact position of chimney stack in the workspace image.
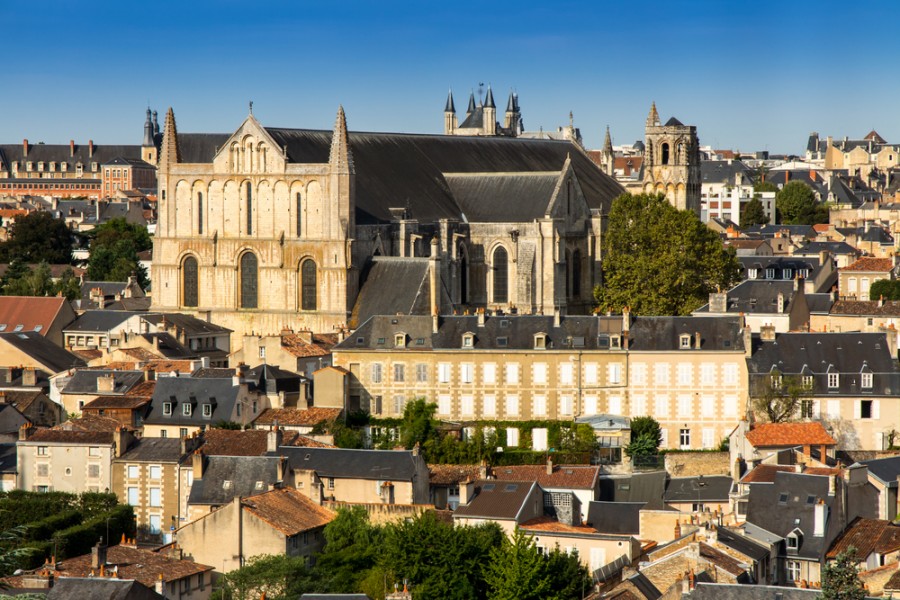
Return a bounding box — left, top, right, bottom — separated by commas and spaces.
22, 367, 36, 387
546, 456, 553, 475
777, 291, 785, 314
69, 140, 74, 157
814, 499, 827, 536
192, 451, 205, 481
22, 139, 28, 157
91, 539, 108, 570
88, 140, 94, 158
267, 426, 283, 453
694, 331, 701, 349
477, 308, 485, 328
459, 479, 475, 506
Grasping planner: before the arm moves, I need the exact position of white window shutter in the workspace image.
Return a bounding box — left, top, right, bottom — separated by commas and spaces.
853, 401, 861, 420
812, 400, 820, 419
873, 400, 881, 420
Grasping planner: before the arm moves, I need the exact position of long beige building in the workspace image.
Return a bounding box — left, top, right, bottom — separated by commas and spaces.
332, 313, 750, 451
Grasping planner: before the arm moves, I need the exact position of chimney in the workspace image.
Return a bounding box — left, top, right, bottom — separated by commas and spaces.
97, 374, 116, 393
760, 324, 776, 342
459, 479, 475, 506
113, 426, 132, 458
192, 451, 205, 480
828, 474, 836, 496
777, 291, 785, 313
709, 292, 727, 314
88, 140, 94, 158
91, 539, 108, 570
144, 368, 156, 382
479, 459, 488, 480
155, 574, 164, 596
69, 140, 74, 157
267, 426, 283, 453
546, 456, 554, 476
22, 139, 28, 157
814, 499, 827, 536
622, 306, 631, 334
429, 238, 439, 325
412, 441, 420, 457
694, 331, 701, 349
477, 308, 485, 327
22, 367, 36, 387
18, 423, 32, 441
879, 295, 885, 309
553, 306, 561, 328
732, 456, 744, 483
674, 519, 682, 538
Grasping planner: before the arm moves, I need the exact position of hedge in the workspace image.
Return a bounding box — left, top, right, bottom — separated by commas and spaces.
21, 511, 84, 543
49, 504, 136, 560
0, 491, 117, 531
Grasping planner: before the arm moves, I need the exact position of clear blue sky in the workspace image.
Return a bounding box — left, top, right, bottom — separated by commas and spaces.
3, 0, 898, 154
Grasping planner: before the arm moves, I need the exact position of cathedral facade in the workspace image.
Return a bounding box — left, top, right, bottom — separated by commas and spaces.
151, 106, 623, 341
642, 102, 701, 215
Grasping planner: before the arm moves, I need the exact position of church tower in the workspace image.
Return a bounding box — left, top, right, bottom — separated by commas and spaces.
504, 91, 521, 135
642, 102, 701, 215
600, 126, 614, 177
142, 108, 158, 164
443, 90, 458, 135
482, 85, 497, 136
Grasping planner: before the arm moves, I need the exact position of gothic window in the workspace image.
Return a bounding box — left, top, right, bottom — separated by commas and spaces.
240, 252, 258, 309
459, 250, 468, 304
296, 193, 302, 236
571, 249, 582, 297
661, 143, 670, 165
197, 192, 203, 235
246, 182, 253, 234
182, 256, 198, 308
492, 246, 509, 304
301, 259, 317, 311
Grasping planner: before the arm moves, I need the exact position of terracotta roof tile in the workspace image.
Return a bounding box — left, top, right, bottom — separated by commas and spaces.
143, 360, 196, 373
281, 333, 338, 358
803, 467, 842, 476
54, 414, 136, 433
827, 517, 892, 559
0, 296, 68, 335
72, 349, 103, 360
199, 428, 269, 456
740, 464, 795, 484
118, 348, 163, 361
25, 429, 113, 444
241, 487, 334, 536
841, 257, 895, 272
125, 380, 156, 398
50, 544, 211, 586
428, 464, 482, 485
281, 434, 336, 448
830, 300, 900, 316
81, 396, 150, 410
745, 422, 836, 447
490, 464, 599, 490
254, 407, 342, 427
520, 516, 599, 534
101, 361, 138, 370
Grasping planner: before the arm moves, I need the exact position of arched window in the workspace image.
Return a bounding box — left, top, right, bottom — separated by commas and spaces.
182, 256, 198, 308
459, 251, 468, 305
296, 193, 302, 236
301, 259, 317, 311
492, 246, 508, 304
571, 249, 582, 298
245, 182, 253, 235
197, 192, 203, 235
240, 252, 258, 309
661, 143, 670, 165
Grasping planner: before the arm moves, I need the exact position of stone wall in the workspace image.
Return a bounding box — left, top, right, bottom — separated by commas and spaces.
665, 452, 730, 477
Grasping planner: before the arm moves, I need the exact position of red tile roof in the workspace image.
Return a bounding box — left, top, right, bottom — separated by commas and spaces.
241, 487, 335, 536
490, 464, 599, 490
254, 407, 343, 427
47, 544, 211, 586
842, 257, 895, 273
72, 349, 103, 361
0, 296, 68, 335
25, 429, 114, 444
520, 516, 599, 534
199, 428, 270, 456
281, 332, 339, 358
826, 517, 900, 559
830, 300, 900, 317
745, 422, 836, 447
281, 434, 336, 448
740, 464, 795, 484
54, 414, 130, 433
429, 464, 482, 486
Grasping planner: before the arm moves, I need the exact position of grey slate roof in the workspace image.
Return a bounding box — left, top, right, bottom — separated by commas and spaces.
0, 404, 28, 435
46, 577, 165, 600
444, 172, 561, 222
627, 316, 745, 351
586, 501, 643, 534
626, 571, 662, 600
598, 472, 667, 509
664, 475, 733, 503
701, 160, 753, 185
794, 241, 861, 257
245, 363, 305, 395
140, 313, 232, 335
859, 455, 900, 487
62, 370, 144, 395
65, 310, 143, 333
117, 437, 185, 463
188, 455, 280, 506
144, 377, 241, 426
278, 447, 422, 481
137, 332, 195, 358
0, 332, 84, 373
716, 526, 771, 561
744, 224, 817, 239
0, 142, 143, 173
256, 128, 624, 224
0, 443, 17, 474
350, 258, 444, 329
453, 479, 538, 520
695, 280, 796, 315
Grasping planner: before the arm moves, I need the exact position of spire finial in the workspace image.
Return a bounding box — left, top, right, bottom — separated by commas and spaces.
569, 111, 574, 129
647, 101, 660, 127
249, 100, 253, 115
445, 89, 456, 113
603, 125, 613, 153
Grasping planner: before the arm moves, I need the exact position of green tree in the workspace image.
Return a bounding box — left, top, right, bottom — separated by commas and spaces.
51, 267, 82, 301
821, 547, 865, 600
625, 416, 662, 458
0, 212, 73, 264
740, 196, 769, 228
313, 506, 381, 593
754, 180, 779, 193
594, 193, 741, 316
484, 528, 555, 600
399, 398, 439, 451
85, 218, 151, 289
3, 262, 53, 297
543, 547, 592, 600
775, 181, 827, 225
751, 371, 812, 423
210, 554, 313, 600
870, 279, 900, 301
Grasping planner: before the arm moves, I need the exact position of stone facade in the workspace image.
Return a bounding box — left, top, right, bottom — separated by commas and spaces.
642, 102, 701, 215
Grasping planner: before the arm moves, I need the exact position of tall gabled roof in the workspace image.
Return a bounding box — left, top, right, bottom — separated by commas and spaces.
0, 331, 84, 373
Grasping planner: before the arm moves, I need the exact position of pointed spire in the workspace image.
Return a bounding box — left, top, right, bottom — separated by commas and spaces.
159, 107, 180, 166
466, 91, 476, 115
506, 90, 516, 112
646, 101, 660, 127
484, 85, 495, 109
445, 89, 456, 113
329, 105, 354, 173
151, 110, 159, 136
603, 125, 613, 153
142, 108, 154, 147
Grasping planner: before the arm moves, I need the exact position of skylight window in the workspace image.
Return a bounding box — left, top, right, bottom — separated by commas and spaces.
778, 492, 789, 504
13, 325, 22, 332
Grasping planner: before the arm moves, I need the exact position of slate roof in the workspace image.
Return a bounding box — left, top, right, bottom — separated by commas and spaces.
598, 472, 667, 509
117, 437, 184, 463
278, 447, 423, 481
350, 258, 446, 329
701, 160, 753, 185
64, 310, 142, 332
188, 455, 281, 505
744, 224, 817, 239
137, 332, 195, 359
62, 370, 144, 395
44, 578, 166, 600
0, 404, 29, 435
745, 423, 836, 448
0, 142, 143, 173
716, 527, 771, 561
0, 443, 17, 475
695, 280, 796, 315
586, 501, 643, 534
0, 332, 84, 373
0, 296, 71, 334
144, 377, 241, 426
664, 476, 733, 503
859, 456, 900, 487
745, 470, 835, 560
689, 583, 821, 600
794, 241, 860, 257
489, 464, 599, 490
453, 479, 539, 520
140, 313, 232, 335
627, 316, 745, 351
444, 172, 562, 221
244, 364, 304, 395
241, 487, 335, 535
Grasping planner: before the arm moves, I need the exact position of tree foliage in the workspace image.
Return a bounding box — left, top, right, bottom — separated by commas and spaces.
0, 212, 73, 264
821, 547, 865, 600
595, 193, 741, 316
85, 218, 151, 289
870, 279, 900, 301
775, 181, 828, 225
625, 416, 662, 457
751, 371, 812, 423
211, 554, 313, 600
313, 506, 383, 594
0, 261, 81, 300
740, 196, 769, 228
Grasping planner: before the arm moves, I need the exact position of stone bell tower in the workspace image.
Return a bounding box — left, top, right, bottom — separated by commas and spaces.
642, 101, 701, 216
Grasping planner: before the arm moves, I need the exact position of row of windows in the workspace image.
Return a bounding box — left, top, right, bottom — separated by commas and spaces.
37, 446, 103, 456
180, 254, 317, 311
36, 463, 102, 478
126, 465, 163, 480
126, 486, 163, 508
0, 182, 100, 190
770, 372, 872, 389
367, 361, 742, 387
20, 161, 97, 172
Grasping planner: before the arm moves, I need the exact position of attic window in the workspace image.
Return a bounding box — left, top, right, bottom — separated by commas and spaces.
415, 338, 425, 346
680, 334, 691, 349
806, 495, 816, 505
394, 333, 406, 348
778, 492, 789, 504
504, 484, 518, 492
462, 333, 474, 348
500, 320, 510, 328
534, 334, 547, 350
12, 325, 22, 332
254, 481, 264, 490
723, 340, 731, 348
182, 403, 192, 416
571, 336, 585, 348
163, 402, 173, 416
482, 483, 496, 492
377, 338, 385, 345
610, 335, 621, 349
598, 335, 610, 349
33, 325, 42, 332
497, 337, 508, 347
223, 480, 232, 490
356, 337, 364, 345
202, 404, 212, 418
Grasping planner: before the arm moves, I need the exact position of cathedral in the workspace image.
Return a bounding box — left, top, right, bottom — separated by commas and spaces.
641, 102, 701, 215
151, 105, 623, 341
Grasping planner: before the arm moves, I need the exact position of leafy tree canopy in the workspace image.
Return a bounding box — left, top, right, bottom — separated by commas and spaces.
821, 547, 865, 600
85, 218, 151, 289
870, 279, 900, 301
210, 554, 313, 600
754, 180, 779, 193
626, 416, 662, 457
740, 196, 769, 228
0, 212, 73, 264
775, 181, 828, 225
595, 193, 741, 315
751, 371, 812, 423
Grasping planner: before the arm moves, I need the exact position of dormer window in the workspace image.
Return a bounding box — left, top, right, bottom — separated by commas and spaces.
163, 402, 173, 416
534, 333, 547, 350
598, 335, 610, 349
828, 371, 839, 389
91, 162, 98, 172
462, 332, 474, 348
182, 403, 192, 416
394, 333, 406, 348
861, 370, 873, 389
748, 268, 758, 279
610, 335, 621, 349
770, 370, 782, 389
766, 268, 775, 279
37, 162, 44, 172
786, 528, 803, 553
802, 375, 814, 389
783, 268, 792, 280
202, 403, 212, 418
679, 334, 692, 349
